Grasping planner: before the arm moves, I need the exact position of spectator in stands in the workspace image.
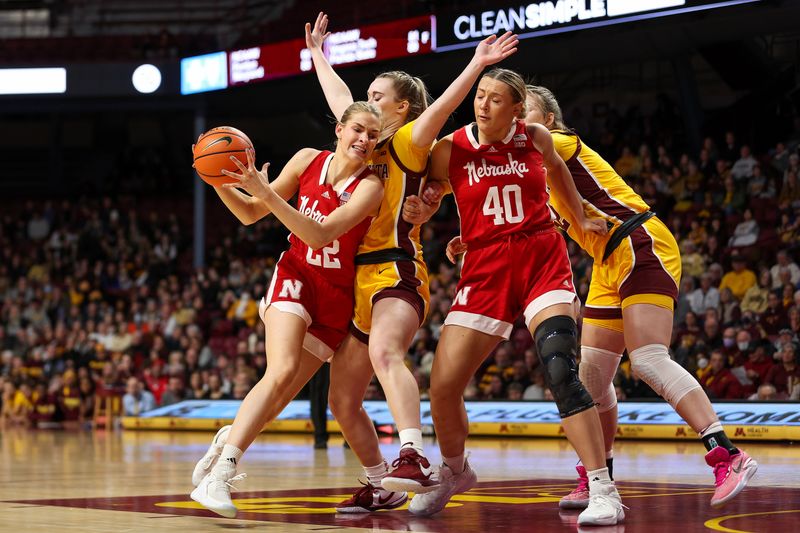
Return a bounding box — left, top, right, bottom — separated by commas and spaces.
688, 273, 720, 315
681, 240, 706, 278
206, 373, 229, 400
160, 376, 185, 406
122, 376, 156, 416
778, 169, 800, 209
759, 292, 788, 337
721, 130, 738, 162
740, 269, 771, 315
720, 176, 746, 215
523, 369, 546, 400
749, 383, 777, 401
770, 250, 800, 289
719, 254, 756, 301
728, 208, 759, 248
674, 277, 695, 325
764, 344, 800, 398
718, 288, 740, 325
731, 145, 758, 181
700, 350, 742, 400
743, 341, 774, 389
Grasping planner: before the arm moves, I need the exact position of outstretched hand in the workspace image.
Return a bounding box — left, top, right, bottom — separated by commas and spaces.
305, 12, 330, 51
221, 148, 273, 200
473, 31, 519, 67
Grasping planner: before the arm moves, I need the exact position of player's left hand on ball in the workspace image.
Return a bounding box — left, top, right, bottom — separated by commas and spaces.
221, 148, 273, 199
582, 217, 608, 236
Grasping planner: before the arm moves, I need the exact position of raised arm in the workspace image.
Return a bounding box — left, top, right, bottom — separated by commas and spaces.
305, 12, 353, 121
528, 123, 607, 236
411, 32, 518, 149
213, 148, 316, 225
223, 149, 384, 250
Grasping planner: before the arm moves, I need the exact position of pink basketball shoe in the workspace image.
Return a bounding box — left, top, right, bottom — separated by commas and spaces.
559, 465, 590, 509
705, 447, 758, 508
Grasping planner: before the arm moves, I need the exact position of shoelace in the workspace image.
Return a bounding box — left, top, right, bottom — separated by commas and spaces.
200, 444, 225, 470
589, 493, 629, 511
391, 452, 422, 469
350, 480, 377, 502
574, 474, 589, 493
211, 472, 247, 491
712, 461, 730, 486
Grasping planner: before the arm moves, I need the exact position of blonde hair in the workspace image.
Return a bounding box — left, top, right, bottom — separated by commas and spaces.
340, 100, 382, 126
482, 68, 527, 119
526, 85, 567, 130
376, 71, 430, 123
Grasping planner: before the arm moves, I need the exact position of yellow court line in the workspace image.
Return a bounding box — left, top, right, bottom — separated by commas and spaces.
704, 509, 800, 532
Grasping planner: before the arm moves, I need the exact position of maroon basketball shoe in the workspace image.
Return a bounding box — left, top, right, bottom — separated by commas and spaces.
381, 448, 438, 494
336, 481, 408, 513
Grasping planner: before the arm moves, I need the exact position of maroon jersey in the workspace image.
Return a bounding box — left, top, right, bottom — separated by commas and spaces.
287, 150, 373, 288
448, 121, 552, 245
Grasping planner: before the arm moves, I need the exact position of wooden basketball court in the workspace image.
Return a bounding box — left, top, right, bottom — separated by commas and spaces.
1, 428, 798, 532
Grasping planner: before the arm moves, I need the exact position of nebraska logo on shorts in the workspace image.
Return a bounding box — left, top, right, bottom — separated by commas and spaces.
279, 280, 303, 299
453, 286, 471, 306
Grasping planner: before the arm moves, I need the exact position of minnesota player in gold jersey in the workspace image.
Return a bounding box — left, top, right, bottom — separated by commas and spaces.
302, 13, 517, 512
523, 85, 757, 509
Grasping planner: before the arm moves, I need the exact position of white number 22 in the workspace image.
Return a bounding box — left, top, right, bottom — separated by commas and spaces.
306, 240, 341, 269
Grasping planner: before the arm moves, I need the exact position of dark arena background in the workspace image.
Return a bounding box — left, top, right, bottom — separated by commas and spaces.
2, 1, 800, 532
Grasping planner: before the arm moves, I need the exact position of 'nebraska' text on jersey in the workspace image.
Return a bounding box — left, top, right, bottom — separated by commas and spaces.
288, 150, 373, 288
449, 120, 552, 245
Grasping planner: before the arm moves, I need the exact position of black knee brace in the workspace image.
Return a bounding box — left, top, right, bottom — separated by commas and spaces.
534, 315, 595, 418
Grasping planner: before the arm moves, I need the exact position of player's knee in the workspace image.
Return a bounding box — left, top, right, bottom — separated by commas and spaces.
534, 316, 595, 418
328, 387, 359, 420
429, 370, 465, 404
629, 344, 701, 406
579, 346, 622, 412
263, 363, 296, 389
368, 344, 403, 375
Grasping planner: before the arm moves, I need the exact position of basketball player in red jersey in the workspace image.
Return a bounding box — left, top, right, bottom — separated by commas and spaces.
301, 13, 518, 512
190, 102, 384, 518
402, 69, 624, 526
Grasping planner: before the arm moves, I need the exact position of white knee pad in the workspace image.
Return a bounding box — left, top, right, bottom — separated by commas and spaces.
579, 346, 622, 412
629, 344, 701, 407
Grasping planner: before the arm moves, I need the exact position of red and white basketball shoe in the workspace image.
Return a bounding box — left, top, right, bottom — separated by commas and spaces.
381, 448, 438, 494
335, 481, 408, 513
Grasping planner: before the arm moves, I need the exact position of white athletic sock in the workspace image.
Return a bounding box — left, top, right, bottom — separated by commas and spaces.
586, 467, 612, 483
364, 460, 389, 486
699, 421, 723, 438
212, 444, 243, 476
443, 453, 465, 474
398, 428, 425, 455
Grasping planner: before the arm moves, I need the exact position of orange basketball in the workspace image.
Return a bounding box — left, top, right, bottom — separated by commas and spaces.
192, 126, 254, 186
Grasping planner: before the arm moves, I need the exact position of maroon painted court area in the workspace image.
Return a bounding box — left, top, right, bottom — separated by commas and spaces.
8, 479, 798, 532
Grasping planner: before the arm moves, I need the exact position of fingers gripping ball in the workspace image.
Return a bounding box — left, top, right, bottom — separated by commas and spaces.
193, 126, 254, 186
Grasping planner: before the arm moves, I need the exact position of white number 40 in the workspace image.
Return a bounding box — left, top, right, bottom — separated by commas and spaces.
483, 184, 524, 225
306, 240, 341, 269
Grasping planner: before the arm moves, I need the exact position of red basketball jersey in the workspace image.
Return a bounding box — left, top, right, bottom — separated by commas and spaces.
448, 121, 552, 244
287, 150, 373, 288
